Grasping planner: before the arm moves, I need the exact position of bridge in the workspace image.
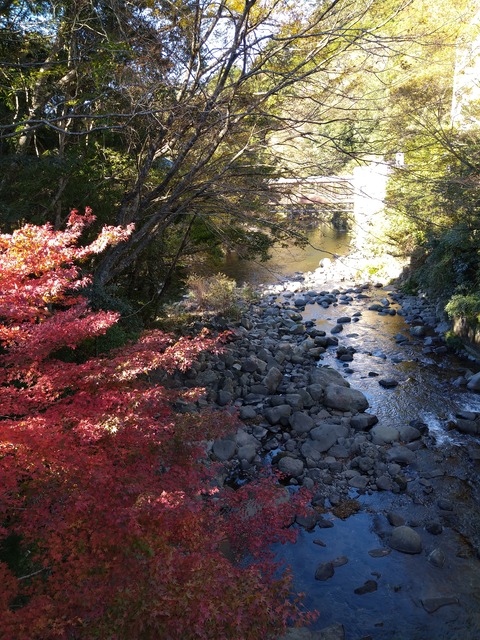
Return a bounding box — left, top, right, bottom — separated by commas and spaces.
271, 175, 355, 218
270, 163, 391, 238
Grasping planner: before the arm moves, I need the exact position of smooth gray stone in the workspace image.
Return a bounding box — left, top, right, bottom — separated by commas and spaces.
389, 526, 423, 554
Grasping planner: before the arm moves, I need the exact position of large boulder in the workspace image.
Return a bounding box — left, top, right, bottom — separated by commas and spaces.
324, 383, 369, 414
310, 367, 349, 389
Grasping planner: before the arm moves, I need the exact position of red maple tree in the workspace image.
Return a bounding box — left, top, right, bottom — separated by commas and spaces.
0, 210, 310, 639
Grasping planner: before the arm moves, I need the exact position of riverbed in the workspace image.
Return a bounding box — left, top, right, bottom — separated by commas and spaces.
211, 224, 480, 639
273, 286, 480, 640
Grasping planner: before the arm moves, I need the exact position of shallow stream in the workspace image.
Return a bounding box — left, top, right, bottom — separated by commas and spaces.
217, 224, 480, 639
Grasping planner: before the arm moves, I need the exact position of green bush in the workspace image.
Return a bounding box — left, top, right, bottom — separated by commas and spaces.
186, 273, 240, 316
445, 294, 480, 322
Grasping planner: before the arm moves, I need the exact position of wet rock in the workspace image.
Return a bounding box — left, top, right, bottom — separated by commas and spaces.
427, 548, 445, 567
337, 316, 351, 324
453, 418, 480, 435
354, 580, 378, 595
369, 303, 386, 312
332, 555, 349, 567
294, 296, 307, 308
324, 384, 369, 413
387, 512, 405, 527
425, 521, 443, 535
378, 378, 399, 389
410, 325, 427, 337
421, 596, 459, 613
389, 526, 423, 554
330, 324, 343, 334
315, 561, 335, 581
317, 516, 335, 528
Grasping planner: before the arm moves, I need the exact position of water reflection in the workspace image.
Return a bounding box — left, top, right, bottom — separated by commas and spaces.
214, 223, 351, 285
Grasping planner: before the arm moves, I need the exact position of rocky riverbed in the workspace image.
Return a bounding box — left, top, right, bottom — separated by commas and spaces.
168, 258, 480, 639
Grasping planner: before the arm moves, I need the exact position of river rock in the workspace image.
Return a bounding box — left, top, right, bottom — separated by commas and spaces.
421, 596, 459, 613
289, 411, 315, 434
453, 418, 480, 435
310, 367, 349, 388
265, 404, 292, 425
263, 366, 284, 393
324, 384, 369, 413
349, 475, 368, 489
212, 437, 237, 461
410, 325, 427, 337
216, 389, 233, 406
307, 424, 339, 452
315, 561, 335, 581
376, 475, 393, 491
278, 456, 304, 478
354, 580, 377, 595
306, 383, 325, 402
378, 378, 399, 389
425, 521, 443, 535
389, 525, 423, 554
370, 424, 400, 444
398, 424, 422, 442
427, 548, 445, 567
350, 413, 378, 431
386, 445, 416, 465
237, 444, 257, 464
239, 405, 257, 420
301, 438, 333, 461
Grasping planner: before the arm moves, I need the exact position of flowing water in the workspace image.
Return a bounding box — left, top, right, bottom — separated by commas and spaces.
217, 223, 480, 639
280, 294, 480, 640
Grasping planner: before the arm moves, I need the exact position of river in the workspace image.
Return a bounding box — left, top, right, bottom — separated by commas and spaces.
215, 223, 480, 639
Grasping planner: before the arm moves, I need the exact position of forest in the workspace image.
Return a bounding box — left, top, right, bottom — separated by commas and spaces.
1, 0, 479, 638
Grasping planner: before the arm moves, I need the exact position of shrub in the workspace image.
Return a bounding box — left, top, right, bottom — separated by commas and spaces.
186, 273, 240, 316
445, 293, 480, 322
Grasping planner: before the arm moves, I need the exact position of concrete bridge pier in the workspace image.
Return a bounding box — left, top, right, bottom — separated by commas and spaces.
352, 161, 391, 249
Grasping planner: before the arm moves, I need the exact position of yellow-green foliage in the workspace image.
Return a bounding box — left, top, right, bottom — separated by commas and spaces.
445, 294, 480, 322
186, 273, 239, 315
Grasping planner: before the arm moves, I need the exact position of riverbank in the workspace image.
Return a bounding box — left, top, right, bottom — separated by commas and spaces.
169, 256, 480, 639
